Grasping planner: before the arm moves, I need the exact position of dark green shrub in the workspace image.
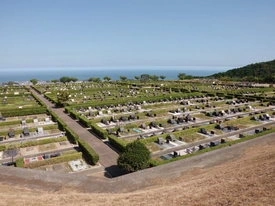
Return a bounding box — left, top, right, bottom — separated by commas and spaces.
117, 140, 150, 172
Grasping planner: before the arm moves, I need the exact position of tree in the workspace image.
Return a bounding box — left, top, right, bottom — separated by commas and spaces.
88, 77, 101, 83
120, 76, 127, 81
178, 73, 193, 80
103, 76, 111, 82
60, 76, 78, 83
117, 140, 150, 172
134, 76, 140, 80
150, 75, 159, 81
140, 74, 150, 82
30, 79, 38, 85
160, 75, 166, 80
57, 90, 70, 106
51, 79, 59, 83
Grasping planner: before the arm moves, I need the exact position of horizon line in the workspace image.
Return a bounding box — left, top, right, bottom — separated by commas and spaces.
0, 65, 236, 70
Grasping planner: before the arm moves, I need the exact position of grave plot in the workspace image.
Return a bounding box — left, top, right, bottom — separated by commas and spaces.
0, 86, 41, 109
68, 159, 90, 172
34, 80, 275, 167
154, 135, 186, 150
0, 121, 62, 143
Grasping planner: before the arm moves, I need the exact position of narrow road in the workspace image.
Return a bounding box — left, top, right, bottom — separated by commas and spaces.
29, 87, 124, 177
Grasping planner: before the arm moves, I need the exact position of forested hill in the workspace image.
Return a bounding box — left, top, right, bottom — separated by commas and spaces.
210, 59, 275, 83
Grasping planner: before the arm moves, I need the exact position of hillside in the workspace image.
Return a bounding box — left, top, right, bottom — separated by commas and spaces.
0, 133, 274, 206
211, 59, 275, 83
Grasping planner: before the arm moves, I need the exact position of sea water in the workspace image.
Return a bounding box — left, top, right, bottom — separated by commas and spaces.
0, 66, 230, 83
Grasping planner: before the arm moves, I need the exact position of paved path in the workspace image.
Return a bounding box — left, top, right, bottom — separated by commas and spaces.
29, 87, 124, 177
0, 132, 274, 193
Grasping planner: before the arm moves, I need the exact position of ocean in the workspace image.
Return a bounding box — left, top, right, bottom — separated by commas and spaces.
0, 66, 230, 83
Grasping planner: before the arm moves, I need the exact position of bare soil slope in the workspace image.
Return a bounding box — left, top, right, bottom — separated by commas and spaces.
0, 137, 274, 206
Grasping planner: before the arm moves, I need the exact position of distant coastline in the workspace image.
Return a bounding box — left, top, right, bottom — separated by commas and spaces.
0, 66, 230, 83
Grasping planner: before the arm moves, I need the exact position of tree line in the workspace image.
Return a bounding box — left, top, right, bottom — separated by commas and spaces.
30, 73, 196, 84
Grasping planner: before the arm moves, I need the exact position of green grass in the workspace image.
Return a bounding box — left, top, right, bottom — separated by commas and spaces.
38, 143, 57, 152
223, 116, 261, 129
152, 127, 275, 165
0, 136, 68, 151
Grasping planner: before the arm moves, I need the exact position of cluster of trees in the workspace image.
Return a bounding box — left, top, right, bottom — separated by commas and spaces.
89, 74, 167, 82
134, 74, 166, 81
177, 73, 194, 80
211, 59, 275, 83
31, 72, 197, 84
59, 76, 78, 83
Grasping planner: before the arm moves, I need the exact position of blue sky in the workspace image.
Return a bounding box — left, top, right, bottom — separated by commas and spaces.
0, 0, 275, 69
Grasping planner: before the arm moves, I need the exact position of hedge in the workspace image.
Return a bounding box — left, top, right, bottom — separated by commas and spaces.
68, 109, 79, 120
47, 108, 99, 164
29, 92, 46, 107
77, 138, 99, 165
108, 135, 127, 152
78, 115, 90, 128
0, 120, 21, 127
66, 107, 109, 139
64, 126, 79, 144
15, 157, 24, 167
89, 122, 109, 139
0, 107, 47, 117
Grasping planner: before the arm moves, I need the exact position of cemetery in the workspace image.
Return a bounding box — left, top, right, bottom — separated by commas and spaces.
1, 79, 275, 172
0, 85, 91, 172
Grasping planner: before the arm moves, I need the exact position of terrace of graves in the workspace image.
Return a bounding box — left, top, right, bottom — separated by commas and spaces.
0, 85, 92, 173
32, 81, 274, 165
1, 81, 273, 171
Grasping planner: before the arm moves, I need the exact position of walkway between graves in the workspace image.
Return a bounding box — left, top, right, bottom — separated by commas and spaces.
29, 87, 124, 177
